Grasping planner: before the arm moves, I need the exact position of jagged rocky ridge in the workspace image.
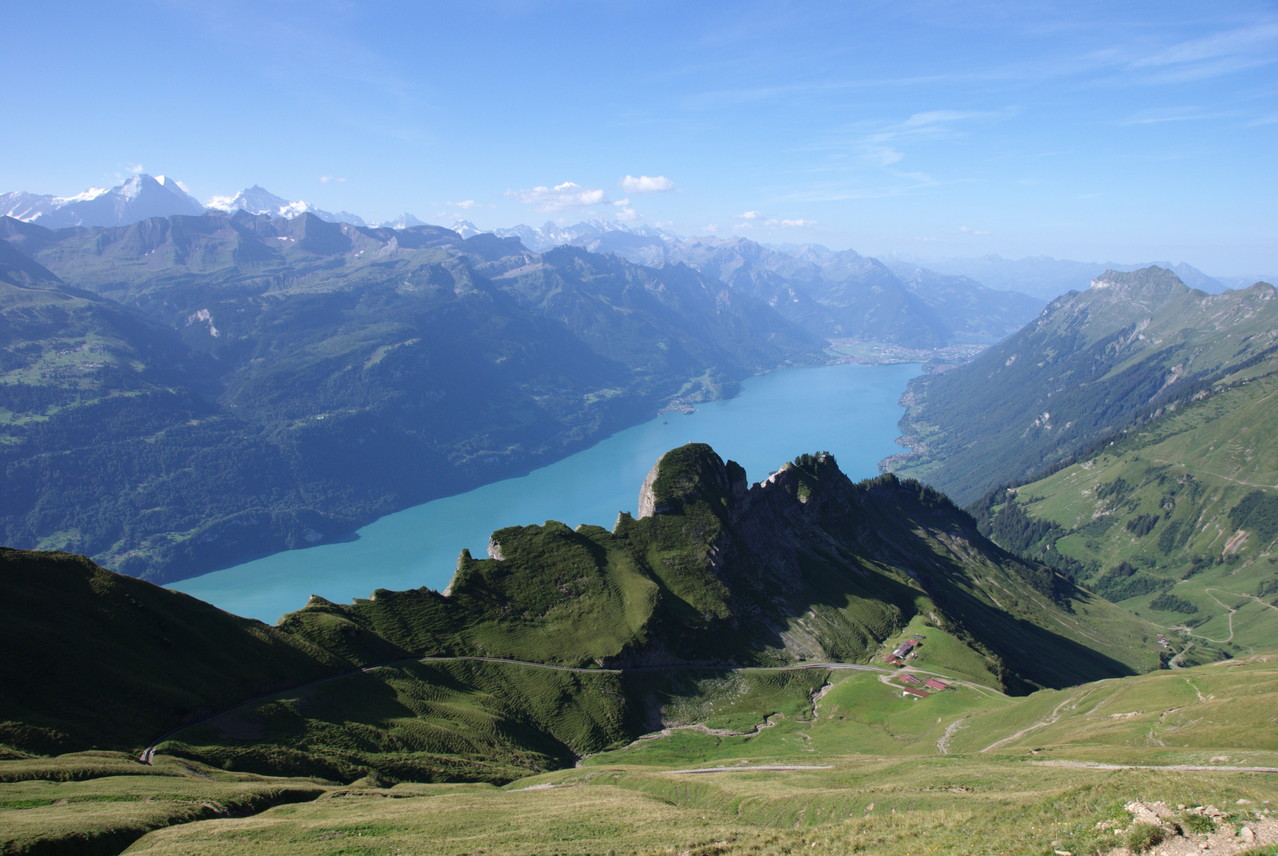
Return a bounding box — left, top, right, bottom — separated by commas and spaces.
286, 444, 1154, 690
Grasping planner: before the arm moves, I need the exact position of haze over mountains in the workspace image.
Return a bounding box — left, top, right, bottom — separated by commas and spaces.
4, 173, 1260, 302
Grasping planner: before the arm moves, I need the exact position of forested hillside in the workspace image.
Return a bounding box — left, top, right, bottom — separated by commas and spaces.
892, 267, 1278, 505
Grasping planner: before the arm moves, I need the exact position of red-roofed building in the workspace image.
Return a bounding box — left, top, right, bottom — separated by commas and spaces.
901, 687, 930, 699
924, 678, 950, 691
897, 673, 923, 686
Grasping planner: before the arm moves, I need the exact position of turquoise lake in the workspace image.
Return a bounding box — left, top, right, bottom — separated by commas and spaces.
171, 362, 922, 622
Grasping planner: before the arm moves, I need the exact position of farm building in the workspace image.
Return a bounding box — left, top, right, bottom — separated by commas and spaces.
924, 678, 949, 691
897, 673, 923, 686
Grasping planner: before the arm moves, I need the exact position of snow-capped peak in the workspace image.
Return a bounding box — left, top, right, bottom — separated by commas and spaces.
55, 186, 110, 204
208, 185, 365, 226
2, 173, 204, 228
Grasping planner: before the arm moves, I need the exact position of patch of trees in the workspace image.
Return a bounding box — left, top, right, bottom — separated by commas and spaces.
1229, 491, 1278, 543
1125, 513, 1160, 537
1148, 592, 1197, 614
1092, 561, 1171, 602
977, 494, 1063, 557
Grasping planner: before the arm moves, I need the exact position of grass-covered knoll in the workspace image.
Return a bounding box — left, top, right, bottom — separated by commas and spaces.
596, 667, 1011, 768
895, 268, 1278, 505
980, 363, 1278, 652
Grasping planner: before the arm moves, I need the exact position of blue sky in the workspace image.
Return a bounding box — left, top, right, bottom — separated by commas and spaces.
4, 0, 1276, 274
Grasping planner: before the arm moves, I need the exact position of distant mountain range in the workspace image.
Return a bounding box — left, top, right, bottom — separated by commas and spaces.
0, 174, 204, 228
0, 174, 372, 230
483, 220, 1044, 347
5, 175, 1265, 301
888, 252, 1263, 299
205, 185, 369, 226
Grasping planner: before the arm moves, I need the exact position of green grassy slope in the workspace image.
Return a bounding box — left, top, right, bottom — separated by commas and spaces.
951, 652, 1278, 764
7, 654, 1275, 856
0, 752, 327, 856
165, 659, 637, 784
112, 759, 1277, 856
0, 549, 350, 753
980, 360, 1278, 654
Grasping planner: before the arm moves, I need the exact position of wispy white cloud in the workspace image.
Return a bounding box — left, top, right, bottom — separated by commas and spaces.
613, 199, 639, 222
620, 174, 676, 193
815, 110, 1002, 169
319, 175, 348, 184
1125, 21, 1278, 83
1114, 106, 1221, 126
958, 226, 990, 236
446, 200, 477, 209
506, 181, 608, 211
682, 74, 971, 110
733, 211, 817, 230
784, 109, 996, 202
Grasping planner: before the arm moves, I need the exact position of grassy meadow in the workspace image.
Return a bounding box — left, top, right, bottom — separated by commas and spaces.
6, 653, 1278, 855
